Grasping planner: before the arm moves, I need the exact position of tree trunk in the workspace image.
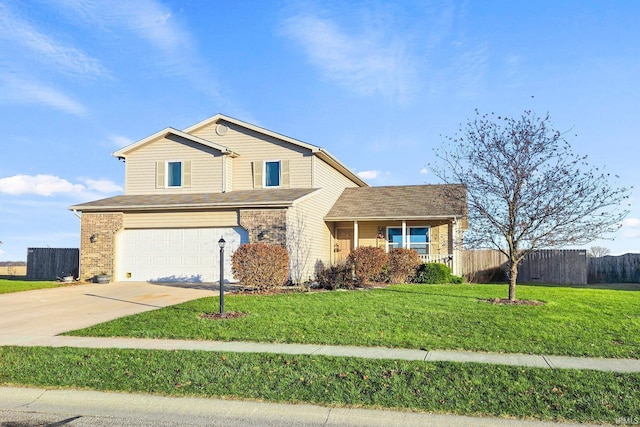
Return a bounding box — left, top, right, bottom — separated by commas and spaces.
508, 262, 518, 301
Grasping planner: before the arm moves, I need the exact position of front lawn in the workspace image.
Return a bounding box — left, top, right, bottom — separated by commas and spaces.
0, 278, 67, 294
1, 346, 638, 424
66, 284, 640, 358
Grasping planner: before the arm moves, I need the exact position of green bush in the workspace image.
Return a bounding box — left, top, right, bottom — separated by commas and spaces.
231, 243, 289, 292
347, 246, 388, 284
315, 262, 354, 290
413, 262, 463, 284
387, 248, 422, 283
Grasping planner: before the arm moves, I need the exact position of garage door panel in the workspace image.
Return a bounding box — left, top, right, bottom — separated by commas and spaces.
117, 227, 248, 282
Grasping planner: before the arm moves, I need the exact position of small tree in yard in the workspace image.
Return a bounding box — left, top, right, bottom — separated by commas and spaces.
431, 110, 630, 301
588, 246, 611, 258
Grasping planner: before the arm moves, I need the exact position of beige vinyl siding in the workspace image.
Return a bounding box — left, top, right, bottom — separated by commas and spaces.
125, 135, 224, 195
123, 210, 239, 228
287, 158, 361, 279
190, 121, 312, 190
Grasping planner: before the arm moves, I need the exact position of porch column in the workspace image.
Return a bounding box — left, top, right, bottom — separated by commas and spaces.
453, 218, 461, 276
353, 220, 359, 249
402, 220, 407, 249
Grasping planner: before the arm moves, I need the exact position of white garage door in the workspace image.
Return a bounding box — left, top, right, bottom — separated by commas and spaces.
116, 227, 248, 283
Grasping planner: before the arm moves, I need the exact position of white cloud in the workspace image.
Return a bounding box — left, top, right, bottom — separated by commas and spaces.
108, 134, 134, 148
0, 175, 85, 196
420, 167, 428, 174
357, 170, 381, 180
80, 178, 123, 194
51, 0, 221, 100
621, 218, 640, 238
0, 74, 86, 116
451, 41, 489, 97
0, 2, 109, 80
281, 12, 415, 102
0, 175, 121, 197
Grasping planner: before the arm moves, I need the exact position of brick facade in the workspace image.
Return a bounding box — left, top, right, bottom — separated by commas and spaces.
80, 212, 123, 281
239, 209, 287, 245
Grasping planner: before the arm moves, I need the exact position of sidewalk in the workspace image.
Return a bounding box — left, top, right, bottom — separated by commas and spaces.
5, 334, 640, 373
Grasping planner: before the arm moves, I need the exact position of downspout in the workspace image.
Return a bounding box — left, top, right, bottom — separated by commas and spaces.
72, 209, 81, 219
221, 155, 226, 193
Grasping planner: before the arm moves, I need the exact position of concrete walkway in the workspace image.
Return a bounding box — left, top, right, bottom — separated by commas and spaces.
5, 335, 640, 373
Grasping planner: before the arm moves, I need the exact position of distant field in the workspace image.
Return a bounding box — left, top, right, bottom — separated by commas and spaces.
0, 266, 27, 276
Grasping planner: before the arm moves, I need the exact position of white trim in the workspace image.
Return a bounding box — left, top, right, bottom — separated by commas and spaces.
353, 220, 359, 249
386, 225, 430, 255
112, 127, 237, 158
402, 221, 407, 249
263, 160, 281, 188
165, 160, 183, 188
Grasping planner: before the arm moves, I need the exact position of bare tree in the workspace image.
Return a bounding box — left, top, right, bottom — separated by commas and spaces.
431, 110, 630, 301
588, 246, 611, 258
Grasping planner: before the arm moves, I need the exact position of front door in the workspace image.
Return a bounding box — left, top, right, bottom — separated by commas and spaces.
335, 228, 353, 263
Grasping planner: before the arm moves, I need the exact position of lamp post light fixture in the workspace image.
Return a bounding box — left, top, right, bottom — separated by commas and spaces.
218, 237, 226, 315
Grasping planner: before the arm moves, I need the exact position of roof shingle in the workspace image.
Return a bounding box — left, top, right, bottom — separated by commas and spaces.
70, 188, 318, 212
324, 184, 467, 220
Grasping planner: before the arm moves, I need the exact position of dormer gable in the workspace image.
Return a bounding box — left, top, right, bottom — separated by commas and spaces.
112, 127, 239, 159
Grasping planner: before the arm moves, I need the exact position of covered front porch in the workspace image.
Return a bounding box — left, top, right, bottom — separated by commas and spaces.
328, 219, 460, 274
324, 184, 468, 276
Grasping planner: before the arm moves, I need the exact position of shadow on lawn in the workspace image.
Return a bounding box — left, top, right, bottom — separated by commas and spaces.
150, 281, 243, 292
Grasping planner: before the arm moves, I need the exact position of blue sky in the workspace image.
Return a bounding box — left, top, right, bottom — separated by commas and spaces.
0, 0, 638, 261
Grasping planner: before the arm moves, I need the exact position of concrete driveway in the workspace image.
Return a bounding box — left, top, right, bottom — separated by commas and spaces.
0, 281, 215, 345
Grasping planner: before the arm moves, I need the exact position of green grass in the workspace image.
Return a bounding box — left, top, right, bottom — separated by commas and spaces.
1, 346, 638, 424
66, 284, 640, 358
0, 278, 67, 294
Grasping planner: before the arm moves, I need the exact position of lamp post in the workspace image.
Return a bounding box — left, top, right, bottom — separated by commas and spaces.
218, 236, 226, 315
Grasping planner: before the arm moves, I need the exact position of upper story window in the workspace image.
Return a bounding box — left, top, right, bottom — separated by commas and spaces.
253, 159, 289, 189
156, 160, 191, 189
264, 161, 281, 187
167, 161, 182, 187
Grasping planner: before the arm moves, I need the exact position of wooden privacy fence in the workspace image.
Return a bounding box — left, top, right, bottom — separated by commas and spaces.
461, 249, 588, 285
588, 253, 640, 283
26, 248, 79, 280
518, 250, 587, 285
461, 250, 507, 283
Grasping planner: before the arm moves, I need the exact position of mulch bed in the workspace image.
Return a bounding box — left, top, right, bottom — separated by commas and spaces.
199, 311, 248, 320
479, 298, 545, 306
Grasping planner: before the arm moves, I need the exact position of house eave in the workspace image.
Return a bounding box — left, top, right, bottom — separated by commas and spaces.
324, 215, 462, 222
112, 127, 238, 159
70, 201, 298, 213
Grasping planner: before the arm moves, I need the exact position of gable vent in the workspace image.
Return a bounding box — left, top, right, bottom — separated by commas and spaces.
215, 124, 228, 136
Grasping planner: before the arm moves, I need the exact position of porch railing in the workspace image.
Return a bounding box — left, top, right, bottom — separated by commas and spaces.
419, 254, 454, 269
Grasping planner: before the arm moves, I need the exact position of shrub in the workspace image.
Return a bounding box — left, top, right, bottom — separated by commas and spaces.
231, 243, 289, 292
387, 248, 422, 283
347, 246, 388, 284
413, 262, 463, 284
315, 262, 354, 290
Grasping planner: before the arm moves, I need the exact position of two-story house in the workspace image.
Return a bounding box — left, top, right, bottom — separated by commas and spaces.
70, 114, 467, 283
